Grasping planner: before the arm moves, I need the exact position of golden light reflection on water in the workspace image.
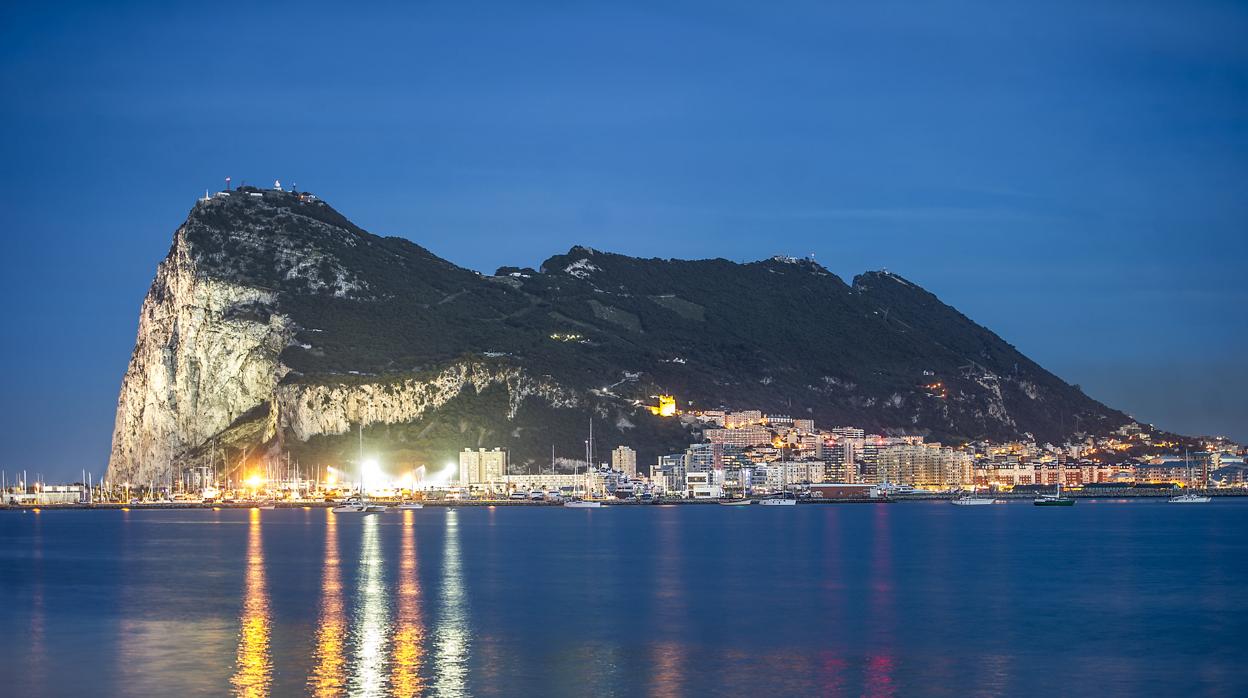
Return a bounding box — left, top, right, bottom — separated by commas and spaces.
865, 506, 896, 698
650, 509, 686, 697
390, 510, 426, 697
434, 509, 470, 696
231, 508, 271, 697
349, 513, 391, 697
309, 511, 347, 697
27, 512, 46, 693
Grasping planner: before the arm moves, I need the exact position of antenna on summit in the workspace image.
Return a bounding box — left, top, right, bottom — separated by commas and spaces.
225, 176, 231, 191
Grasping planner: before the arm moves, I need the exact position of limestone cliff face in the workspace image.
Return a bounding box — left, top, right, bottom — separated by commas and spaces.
107, 225, 294, 484
274, 362, 578, 442
107, 188, 585, 484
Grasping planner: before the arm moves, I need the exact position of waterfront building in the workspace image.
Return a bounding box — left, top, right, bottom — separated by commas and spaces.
685, 443, 720, 472
857, 439, 882, 483
876, 443, 971, 489
759, 461, 823, 492
723, 465, 752, 497
651, 454, 686, 494
612, 446, 638, 478
1194, 451, 1221, 488
822, 441, 855, 483
502, 472, 586, 492
4, 484, 88, 505
685, 470, 724, 499
459, 448, 508, 488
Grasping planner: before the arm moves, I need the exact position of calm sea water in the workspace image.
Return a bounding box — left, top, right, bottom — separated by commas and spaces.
2, 501, 1246, 697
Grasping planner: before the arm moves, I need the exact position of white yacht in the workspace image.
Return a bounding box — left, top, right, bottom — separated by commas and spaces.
397, 502, 424, 510
564, 499, 602, 508
760, 463, 797, 505
951, 495, 997, 506
331, 496, 385, 513
333, 425, 388, 513
1169, 450, 1211, 503
331, 501, 370, 513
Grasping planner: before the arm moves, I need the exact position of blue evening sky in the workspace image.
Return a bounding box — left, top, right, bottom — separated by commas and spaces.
2, 1, 1245, 481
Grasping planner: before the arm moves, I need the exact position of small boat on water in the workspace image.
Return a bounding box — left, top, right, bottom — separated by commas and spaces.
332, 496, 385, 513
397, 502, 424, 510
718, 498, 753, 506
1035, 463, 1075, 506
331, 502, 370, 513
951, 495, 997, 506
1034, 482, 1075, 507
760, 466, 797, 506
1169, 451, 1210, 503
564, 499, 602, 508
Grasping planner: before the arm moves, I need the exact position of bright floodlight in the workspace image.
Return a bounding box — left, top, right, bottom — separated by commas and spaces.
362, 458, 382, 489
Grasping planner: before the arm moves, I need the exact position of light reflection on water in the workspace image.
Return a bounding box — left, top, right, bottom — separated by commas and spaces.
230, 508, 271, 697
5, 502, 1247, 696
309, 511, 347, 696
650, 508, 686, 697
27, 512, 46, 693
349, 513, 391, 697
390, 510, 426, 697
433, 508, 471, 697
866, 504, 896, 698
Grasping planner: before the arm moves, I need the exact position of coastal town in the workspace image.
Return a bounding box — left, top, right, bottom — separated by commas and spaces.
5, 397, 1244, 508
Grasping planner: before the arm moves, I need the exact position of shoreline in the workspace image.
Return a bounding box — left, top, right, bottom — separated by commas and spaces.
3, 490, 1243, 511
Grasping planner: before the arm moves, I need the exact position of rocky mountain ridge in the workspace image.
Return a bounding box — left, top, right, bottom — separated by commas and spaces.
107, 188, 1131, 484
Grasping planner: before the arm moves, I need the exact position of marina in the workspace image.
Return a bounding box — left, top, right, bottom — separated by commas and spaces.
3, 489, 1243, 512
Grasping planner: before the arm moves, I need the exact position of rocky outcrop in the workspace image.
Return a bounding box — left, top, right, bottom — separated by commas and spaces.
107, 190, 584, 484
108, 186, 1132, 484
274, 362, 578, 441
107, 225, 295, 484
